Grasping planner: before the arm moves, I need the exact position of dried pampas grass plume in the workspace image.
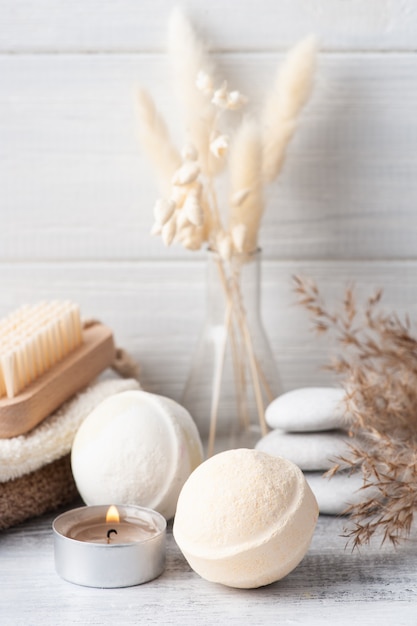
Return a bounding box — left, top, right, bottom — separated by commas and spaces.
168, 7, 218, 176
229, 118, 264, 253
136, 88, 181, 192
262, 35, 318, 183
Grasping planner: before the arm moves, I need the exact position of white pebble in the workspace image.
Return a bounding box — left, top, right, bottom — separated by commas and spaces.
256, 429, 351, 471
266, 387, 349, 432
304, 471, 371, 515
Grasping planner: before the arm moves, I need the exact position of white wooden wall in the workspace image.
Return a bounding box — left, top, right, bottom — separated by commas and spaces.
2, 1, 417, 400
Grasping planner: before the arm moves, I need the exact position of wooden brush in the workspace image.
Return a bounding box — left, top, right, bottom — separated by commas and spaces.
0, 302, 115, 438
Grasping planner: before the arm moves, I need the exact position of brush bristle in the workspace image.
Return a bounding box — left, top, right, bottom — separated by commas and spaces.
0, 301, 83, 399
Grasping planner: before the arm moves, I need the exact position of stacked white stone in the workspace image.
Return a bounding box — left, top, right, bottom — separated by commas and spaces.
256, 387, 365, 515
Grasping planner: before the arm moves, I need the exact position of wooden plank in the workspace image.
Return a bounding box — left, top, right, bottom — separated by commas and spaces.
1, 0, 417, 52
1, 505, 417, 625
0, 259, 416, 400
2, 52, 417, 261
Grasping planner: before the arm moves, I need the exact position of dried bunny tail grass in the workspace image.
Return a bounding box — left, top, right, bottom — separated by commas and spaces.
229, 118, 264, 252
261, 35, 318, 183
168, 8, 218, 176
136, 88, 181, 192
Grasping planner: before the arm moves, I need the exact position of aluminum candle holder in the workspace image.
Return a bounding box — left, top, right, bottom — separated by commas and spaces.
53, 504, 166, 588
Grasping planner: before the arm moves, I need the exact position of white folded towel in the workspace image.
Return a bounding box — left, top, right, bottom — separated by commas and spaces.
0, 377, 140, 482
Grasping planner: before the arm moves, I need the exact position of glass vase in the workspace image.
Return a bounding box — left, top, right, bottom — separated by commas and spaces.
181, 248, 281, 457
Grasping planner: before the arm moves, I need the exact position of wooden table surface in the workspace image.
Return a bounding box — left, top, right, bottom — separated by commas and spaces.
1, 502, 416, 625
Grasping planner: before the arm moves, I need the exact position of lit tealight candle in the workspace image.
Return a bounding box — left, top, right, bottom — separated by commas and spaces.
53, 504, 166, 588
67, 504, 158, 544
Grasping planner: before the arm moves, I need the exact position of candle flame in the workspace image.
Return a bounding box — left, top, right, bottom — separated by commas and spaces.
106, 505, 120, 524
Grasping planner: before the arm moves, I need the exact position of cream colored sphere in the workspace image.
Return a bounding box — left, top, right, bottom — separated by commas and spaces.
173, 448, 318, 588
71, 390, 203, 520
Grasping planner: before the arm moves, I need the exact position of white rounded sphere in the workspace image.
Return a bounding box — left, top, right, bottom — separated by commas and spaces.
173, 448, 318, 588
71, 390, 203, 519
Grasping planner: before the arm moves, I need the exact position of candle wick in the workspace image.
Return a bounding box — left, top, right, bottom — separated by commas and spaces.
106, 528, 118, 543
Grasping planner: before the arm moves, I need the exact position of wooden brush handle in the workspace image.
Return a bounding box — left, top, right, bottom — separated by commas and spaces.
0, 324, 115, 438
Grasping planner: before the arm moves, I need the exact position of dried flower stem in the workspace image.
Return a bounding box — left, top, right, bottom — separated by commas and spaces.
241, 314, 268, 435
205, 256, 269, 455
229, 316, 249, 429
207, 298, 233, 457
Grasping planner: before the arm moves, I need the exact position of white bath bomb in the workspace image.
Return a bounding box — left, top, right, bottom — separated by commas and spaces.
173, 449, 318, 589
71, 390, 203, 520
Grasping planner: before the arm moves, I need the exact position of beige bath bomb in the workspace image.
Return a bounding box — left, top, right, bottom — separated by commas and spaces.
71, 390, 203, 519
173, 449, 318, 588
